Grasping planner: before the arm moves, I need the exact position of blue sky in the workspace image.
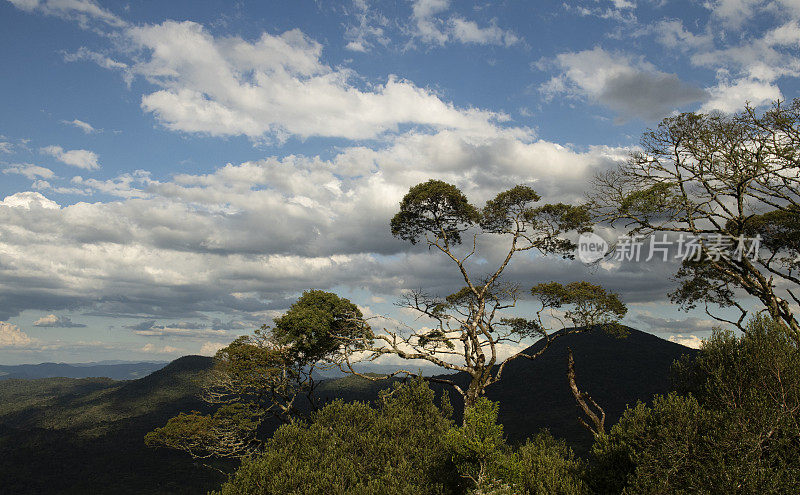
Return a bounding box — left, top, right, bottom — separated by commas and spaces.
0, 0, 798, 363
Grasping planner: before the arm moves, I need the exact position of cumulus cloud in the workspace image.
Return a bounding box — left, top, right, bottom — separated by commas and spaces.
0, 129, 686, 325
41, 145, 100, 170
686, 20, 800, 112
33, 314, 87, 327
700, 78, 782, 113
4, 164, 55, 180
0, 191, 60, 209
122, 20, 506, 142
0, 322, 33, 347
540, 47, 708, 121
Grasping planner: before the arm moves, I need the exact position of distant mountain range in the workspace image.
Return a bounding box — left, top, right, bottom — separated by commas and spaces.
0, 327, 696, 494
0, 361, 169, 380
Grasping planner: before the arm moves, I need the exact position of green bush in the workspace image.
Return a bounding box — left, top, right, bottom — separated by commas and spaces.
589, 316, 800, 494
211, 379, 456, 495
446, 398, 587, 495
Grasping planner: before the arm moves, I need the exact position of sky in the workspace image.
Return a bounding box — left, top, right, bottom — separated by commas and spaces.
1, 0, 798, 364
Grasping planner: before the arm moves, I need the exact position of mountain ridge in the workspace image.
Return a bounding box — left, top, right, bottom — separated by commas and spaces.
0, 327, 696, 494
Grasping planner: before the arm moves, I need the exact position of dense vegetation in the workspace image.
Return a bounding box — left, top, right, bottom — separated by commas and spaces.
589, 315, 800, 493
147, 100, 800, 493
207, 316, 800, 494
0, 327, 687, 494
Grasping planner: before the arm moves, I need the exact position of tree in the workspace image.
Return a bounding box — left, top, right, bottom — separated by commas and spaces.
146, 290, 372, 459
589, 316, 800, 494
210, 379, 458, 495
591, 99, 800, 343
446, 397, 588, 495
334, 180, 626, 410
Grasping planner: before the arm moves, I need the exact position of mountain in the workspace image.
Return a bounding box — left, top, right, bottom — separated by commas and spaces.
0, 328, 696, 494
0, 356, 224, 495
319, 327, 697, 452
0, 361, 169, 380
486, 327, 696, 450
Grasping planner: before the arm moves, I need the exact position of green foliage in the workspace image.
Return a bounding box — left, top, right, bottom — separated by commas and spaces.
447, 398, 510, 489
588, 393, 711, 494
592, 98, 800, 343
145, 403, 262, 459
211, 379, 457, 495
511, 433, 588, 495
740, 206, 800, 269
390, 179, 480, 245
530, 281, 628, 333
446, 399, 588, 495
589, 316, 800, 494
147, 291, 373, 460
214, 332, 296, 396
480, 185, 541, 233
523, 203, 593, 257
273, 289, 372, 362
618, 182, 678, 219
0, 357, 226, 494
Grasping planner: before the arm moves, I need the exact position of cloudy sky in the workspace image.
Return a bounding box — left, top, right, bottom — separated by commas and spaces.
0, 0, 797, 364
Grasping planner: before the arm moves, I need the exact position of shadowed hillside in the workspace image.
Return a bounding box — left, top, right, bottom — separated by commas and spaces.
0, 328, 695, 493
0, 356, 224, 495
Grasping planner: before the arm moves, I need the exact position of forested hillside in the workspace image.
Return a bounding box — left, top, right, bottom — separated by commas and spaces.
0, 328, 692, 494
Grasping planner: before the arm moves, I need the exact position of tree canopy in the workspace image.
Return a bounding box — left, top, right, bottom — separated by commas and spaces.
591, 99, 800, 343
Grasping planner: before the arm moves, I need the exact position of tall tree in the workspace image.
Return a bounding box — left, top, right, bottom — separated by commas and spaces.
591, 99, 800, 343
146, 291, 372, 459
334, 180, 627, 409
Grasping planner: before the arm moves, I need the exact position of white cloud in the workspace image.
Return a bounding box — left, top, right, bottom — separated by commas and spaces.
343, 0, 391, 52
120, 21, 507, 142
0, 191, 60, 209
41, 145, 100, 170
540, 47, 708, 120
0, 142, 13, 153
705, 0, 800, 28
644, 20, 714, 51
8, 0, 126, 28
0, 322, 33, 347
448, 17, 520, 47
633, 313, 715, 334
4, 163, 55, 180
409, 0, 520, 47
141, 343, 181, 354
199, 341, 227, 355
700, 78, 782, 113
63, 47, 129, 71
33, 314, 86, 327
62, 119, 98, 134
668, 334, 704, 349
0, 128, 643, 323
